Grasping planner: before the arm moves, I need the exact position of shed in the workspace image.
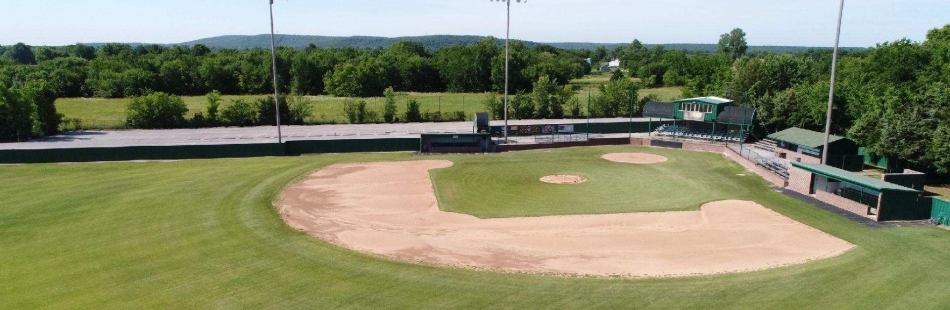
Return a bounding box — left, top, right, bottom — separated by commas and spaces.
768, 127, 860, 169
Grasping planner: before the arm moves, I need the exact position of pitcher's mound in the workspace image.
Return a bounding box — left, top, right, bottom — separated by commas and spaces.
602, 153, 669, 164
540, 175, 587, 184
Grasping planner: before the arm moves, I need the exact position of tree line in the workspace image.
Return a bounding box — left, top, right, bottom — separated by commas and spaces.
3, 25, 950, 175
0, 37, 589, 99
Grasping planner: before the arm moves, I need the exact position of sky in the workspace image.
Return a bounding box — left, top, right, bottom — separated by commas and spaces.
2, 0, 948, 47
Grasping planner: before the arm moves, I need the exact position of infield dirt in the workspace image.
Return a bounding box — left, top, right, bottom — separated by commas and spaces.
278, 160, 854, 277
602, 153, 669, 164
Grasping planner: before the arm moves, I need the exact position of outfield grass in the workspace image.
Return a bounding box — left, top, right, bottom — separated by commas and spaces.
2, 146, 949, 309
433, 147, 746, 218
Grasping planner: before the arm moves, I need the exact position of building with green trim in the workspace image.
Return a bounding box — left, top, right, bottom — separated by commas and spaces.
768, 127, 860, 170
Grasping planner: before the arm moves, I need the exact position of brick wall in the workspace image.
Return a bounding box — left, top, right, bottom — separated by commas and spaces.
683, 142, 727, 153
775, 146, 820, 164
630, 138, 648, 146
787, 167, 813, 195
722, 148, 789, 187
815, 191, 876, 219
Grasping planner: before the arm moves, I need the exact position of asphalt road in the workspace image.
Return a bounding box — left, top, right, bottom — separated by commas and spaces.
1, 118, 658, 150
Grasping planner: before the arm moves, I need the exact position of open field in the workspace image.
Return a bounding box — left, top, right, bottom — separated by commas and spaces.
2, 145, 950, 308
54, 76, 683, 130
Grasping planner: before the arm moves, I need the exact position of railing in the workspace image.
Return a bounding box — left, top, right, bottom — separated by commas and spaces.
836, 187, 879, 208
729, 145, 790, 180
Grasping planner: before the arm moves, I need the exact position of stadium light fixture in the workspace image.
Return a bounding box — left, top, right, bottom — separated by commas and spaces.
269, 0, 283, 143
821, 0, 845, 165
491, 0, 527, 143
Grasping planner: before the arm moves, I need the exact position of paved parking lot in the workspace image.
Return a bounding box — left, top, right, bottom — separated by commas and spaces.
1, 118, 654, 150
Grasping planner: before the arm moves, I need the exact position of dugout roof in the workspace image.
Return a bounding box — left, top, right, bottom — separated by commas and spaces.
792, 162, 920, 193
674, 96, 734, 105
768, 127, 846, 149
643, 101, 675, 118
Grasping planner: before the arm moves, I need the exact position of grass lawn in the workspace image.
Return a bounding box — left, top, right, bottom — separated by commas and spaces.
433, 146, 747, 218
2, 146, 950, 309
54, 76, 682, 130
56, 93, 492, 130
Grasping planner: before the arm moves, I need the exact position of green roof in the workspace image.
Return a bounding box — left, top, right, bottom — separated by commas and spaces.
673, 96, 733, 105
792, 162, 920, 192
768, 127, 845, 149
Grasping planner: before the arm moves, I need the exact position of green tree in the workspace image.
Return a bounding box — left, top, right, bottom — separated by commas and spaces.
510, 92, 534, 119
718, 28, 748, 60
125, 92, 188, 129
482, 92, 505, 120
205, 90, 222, 125
383, 87, 398, 123
7, 43, 36, 65
19, 80, 61, 136
592, 78, 638, 117
404, 98, 422, 123
0, 82, 34, 141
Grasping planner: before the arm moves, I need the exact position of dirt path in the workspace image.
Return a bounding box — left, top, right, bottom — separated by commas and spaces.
277, 160, 854, 277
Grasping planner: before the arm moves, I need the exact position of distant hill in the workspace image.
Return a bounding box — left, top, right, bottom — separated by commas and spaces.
101, 34, 865, 53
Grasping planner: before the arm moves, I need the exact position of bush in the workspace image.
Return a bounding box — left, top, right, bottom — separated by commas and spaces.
190, 112, 207, 128
404, 99, 422, 122
343, 100, 373, 124
453, 111, 467, 121
285, 95, 314, 125
256, 96, 290, 126
221, 99, 258, 127
125, 92, 188, 129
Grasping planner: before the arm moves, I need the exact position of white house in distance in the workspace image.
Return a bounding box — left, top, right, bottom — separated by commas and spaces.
600, 59, 621, 72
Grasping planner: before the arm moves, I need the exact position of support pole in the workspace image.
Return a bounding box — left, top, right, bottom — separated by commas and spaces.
503, 0, 511, 143
822, 0, 846, 165
268, 0, 283, 143
587, 85, 591, 141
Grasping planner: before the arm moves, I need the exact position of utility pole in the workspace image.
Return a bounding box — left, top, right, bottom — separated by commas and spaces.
822, 0, 845, 165
269, 0, 283, 143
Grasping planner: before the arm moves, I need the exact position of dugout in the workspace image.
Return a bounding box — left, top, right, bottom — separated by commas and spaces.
789, 162, 931, 221
768, 127, 860, 170
420, 133, 492, 154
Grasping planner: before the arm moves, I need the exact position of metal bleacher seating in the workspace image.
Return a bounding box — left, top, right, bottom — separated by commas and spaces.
653, 124, 748, 142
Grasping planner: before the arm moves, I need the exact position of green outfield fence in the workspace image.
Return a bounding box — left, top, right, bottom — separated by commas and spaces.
0, 138, 420, 164
0, 119, 667, 164
932, 198, 950, 226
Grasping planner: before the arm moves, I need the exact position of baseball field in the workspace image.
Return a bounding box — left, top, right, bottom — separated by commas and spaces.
3, 145, 950, 309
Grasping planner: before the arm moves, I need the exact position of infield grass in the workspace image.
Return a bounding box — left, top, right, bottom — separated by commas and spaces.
2, 145, 949, 309
432, 147, 747, 218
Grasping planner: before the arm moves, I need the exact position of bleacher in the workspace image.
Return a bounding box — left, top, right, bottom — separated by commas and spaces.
654, 124, 748, 142
753, 139, 777, 152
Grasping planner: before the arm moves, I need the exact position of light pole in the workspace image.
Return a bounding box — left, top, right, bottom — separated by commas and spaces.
822, 0, 845, 165
269, 0, 283, 143
492, 0, 526, 143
